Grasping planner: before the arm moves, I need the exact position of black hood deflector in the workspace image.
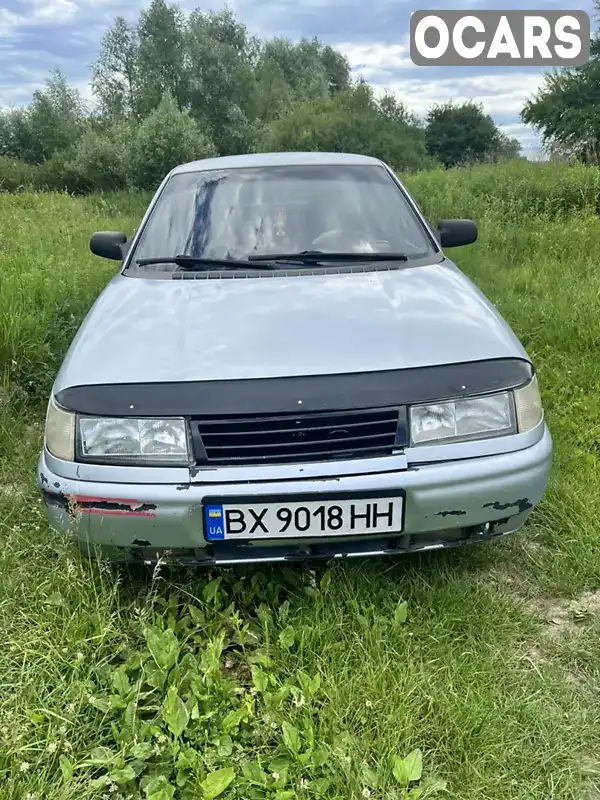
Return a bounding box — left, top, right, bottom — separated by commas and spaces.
56, 358, 533, 417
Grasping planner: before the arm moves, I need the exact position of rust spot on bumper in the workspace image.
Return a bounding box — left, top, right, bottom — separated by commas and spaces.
435, 510, 467, 517
69, 495, 157, 518
41, 489, 68, 510
482, 498, 532, 514
83, 508, 157, 517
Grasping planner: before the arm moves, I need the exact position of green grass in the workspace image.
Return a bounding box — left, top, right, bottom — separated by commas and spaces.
2, 161, 600, 799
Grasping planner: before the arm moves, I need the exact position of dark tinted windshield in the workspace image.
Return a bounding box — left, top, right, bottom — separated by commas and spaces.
128, 164, 436, 270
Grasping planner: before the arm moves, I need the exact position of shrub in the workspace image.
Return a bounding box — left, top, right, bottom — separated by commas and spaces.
65, 125, 130, 192
31, 149, 88, 194
127, 92, 217, 190
0, 157, 38, 191
264, 85, 436, 173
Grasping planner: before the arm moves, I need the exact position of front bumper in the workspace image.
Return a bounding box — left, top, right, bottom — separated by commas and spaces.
39, 425, 552, 564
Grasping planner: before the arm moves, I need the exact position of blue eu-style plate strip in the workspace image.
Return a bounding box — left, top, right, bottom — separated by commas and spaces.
204, 504, 225, 541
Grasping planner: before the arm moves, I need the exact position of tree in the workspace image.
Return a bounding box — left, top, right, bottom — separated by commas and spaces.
520, 0, 600, 162
0, 113, 13, 158
185, 9, 259, 155
490, 132, 522, 161
521, 63, 600, 164
135, 0, 188, 116
264, 84, 434, 172
425, 101, 503, 167
29, 70, 86, 160
379, 91, 419, 126
0, 70, 86, 164
91, 16, 141, 120
0, 108, 34, 161
320, 44, 351, 95
253, 52, 295, 122
128, 92, 216, 190
254, 37, 348, 121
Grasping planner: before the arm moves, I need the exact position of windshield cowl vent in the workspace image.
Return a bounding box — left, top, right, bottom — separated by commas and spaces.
170, 263, 408, 279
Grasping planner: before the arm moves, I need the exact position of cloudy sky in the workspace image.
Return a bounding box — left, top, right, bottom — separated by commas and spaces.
0, 0, 596, 154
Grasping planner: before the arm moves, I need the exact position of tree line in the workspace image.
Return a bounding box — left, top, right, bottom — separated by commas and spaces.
0, 1, 522, 193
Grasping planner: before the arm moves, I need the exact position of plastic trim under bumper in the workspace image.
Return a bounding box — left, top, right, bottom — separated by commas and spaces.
82, 515, 524, 565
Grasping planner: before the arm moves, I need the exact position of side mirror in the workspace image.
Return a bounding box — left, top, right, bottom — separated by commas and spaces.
436, 219, 478, 248
90, 231, 128, 260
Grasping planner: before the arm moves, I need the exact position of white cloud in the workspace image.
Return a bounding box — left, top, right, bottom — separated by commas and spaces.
499, 122, 532, 136
0, 83, 44, 108
337, 42, 413, 78
366, 73, 544, 118
1, 0, 119, 32
31, 0, 79, 23
0, 9, 27, 36
337, 38, 544, 122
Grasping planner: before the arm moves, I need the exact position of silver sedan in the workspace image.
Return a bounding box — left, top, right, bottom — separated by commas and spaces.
38, 152, 552, 565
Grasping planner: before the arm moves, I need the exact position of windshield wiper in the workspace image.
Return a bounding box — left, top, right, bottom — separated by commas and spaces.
246, 250, 409, 263
135, 251, 412, 270
135, 255, 280, 271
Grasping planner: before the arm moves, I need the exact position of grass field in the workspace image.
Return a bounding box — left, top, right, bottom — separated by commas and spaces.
1, 160, 600, 800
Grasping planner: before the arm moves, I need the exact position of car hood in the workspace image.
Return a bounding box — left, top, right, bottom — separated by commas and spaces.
55, 261, 528, 391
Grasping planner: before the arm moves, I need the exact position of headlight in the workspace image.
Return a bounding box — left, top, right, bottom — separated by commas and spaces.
410, 391, 516, 446
78, 417, 190, 465
514, 376, 543, 433
45, 396, 76, 461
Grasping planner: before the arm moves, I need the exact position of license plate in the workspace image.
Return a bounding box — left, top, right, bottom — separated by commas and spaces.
202, 491, 405, 541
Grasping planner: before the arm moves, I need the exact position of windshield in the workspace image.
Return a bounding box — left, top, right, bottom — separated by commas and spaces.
128, 164, 437, 272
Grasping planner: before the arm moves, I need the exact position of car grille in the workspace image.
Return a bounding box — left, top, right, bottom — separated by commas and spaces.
191, 406, 403, 466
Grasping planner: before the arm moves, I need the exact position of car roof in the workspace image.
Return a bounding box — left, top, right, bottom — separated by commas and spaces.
170, 151, 387, 176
